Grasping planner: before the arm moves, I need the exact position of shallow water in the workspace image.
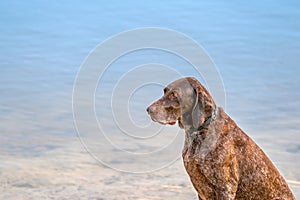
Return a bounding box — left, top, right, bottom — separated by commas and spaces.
1, 0, 300, 199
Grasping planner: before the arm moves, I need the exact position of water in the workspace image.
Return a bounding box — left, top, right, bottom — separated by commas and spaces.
1, 0, 300, 199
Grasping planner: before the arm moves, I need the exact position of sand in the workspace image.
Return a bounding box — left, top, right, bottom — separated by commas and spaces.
0, 138, 299, 200
0, 139, 197, 200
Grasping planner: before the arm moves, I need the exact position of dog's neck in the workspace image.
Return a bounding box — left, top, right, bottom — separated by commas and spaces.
179, 106, 218, 133
181, 107, 221, 158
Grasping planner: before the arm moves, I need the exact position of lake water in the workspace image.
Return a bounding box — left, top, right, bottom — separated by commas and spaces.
1, 0, 300, 199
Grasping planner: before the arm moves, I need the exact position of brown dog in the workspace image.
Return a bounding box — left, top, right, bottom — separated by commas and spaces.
147, 77, 295, 200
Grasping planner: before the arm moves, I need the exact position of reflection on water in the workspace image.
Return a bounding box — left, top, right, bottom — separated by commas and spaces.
0, 0, 300, 199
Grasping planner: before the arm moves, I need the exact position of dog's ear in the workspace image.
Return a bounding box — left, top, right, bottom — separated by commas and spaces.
186, 78, 207, 129
191, 87, 204, 129
186, 77, 216, 129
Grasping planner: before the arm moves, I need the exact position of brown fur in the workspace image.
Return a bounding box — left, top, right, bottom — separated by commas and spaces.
147, 77, 295, 200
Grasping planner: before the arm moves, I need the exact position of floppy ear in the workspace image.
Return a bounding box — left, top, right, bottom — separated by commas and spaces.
191, 88, 203, 129
185, 77, 216, 129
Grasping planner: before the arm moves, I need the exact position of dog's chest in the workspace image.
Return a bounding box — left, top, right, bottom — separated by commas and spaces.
182, 132, 221, 198
183, 149, 216, 199
182, 136, 215, 176
183, 129, 220, 160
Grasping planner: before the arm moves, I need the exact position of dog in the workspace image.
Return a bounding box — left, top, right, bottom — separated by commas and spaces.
147, 77, 295, 200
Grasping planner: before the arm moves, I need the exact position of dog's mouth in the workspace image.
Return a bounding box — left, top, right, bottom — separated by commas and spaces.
168, 121, 176, 125
155, 120, 177, 125
150, 116, 177, 125
148, 112, 178, 126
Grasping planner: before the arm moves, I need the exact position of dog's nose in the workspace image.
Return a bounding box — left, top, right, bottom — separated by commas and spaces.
147, 106, 154, 114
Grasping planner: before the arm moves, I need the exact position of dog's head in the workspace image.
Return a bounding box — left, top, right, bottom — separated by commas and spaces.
146, 77, 216, 129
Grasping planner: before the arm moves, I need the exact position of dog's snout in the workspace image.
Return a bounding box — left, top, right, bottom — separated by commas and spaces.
147, 105, 155, 114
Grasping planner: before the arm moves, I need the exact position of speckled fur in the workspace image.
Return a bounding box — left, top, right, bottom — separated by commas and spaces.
147, 77, 295, 200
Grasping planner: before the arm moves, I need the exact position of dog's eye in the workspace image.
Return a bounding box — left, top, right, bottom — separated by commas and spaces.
165, 106, 174, 112
164, 88, 169, 94
169, 92, 178, 100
